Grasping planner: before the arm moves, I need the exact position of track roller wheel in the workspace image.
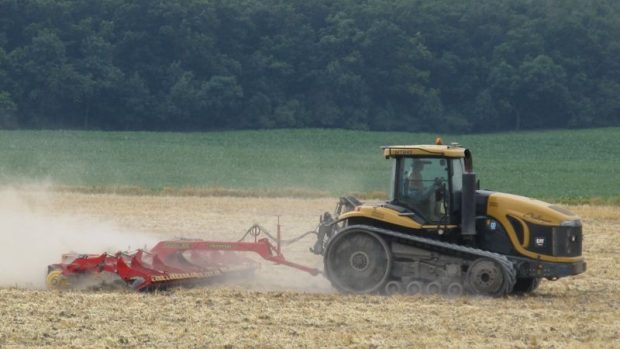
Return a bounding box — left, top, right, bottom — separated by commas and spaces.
406, 281, 424, 295
425, 281, 442, 294
446, 282, 464, 297
324, 230, 392, 294
384, 281, 402, 295
46, 270, 71, 290
465, 258, 512, 296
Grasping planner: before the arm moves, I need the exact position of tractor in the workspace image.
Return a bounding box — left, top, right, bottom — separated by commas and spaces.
312, 140, 586, 296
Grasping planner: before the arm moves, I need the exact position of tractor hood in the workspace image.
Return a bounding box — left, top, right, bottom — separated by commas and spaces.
484, 192, 580, 227
481, 191, 583, 263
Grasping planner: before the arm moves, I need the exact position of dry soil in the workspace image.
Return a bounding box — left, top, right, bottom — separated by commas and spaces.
0, 190, 618, 348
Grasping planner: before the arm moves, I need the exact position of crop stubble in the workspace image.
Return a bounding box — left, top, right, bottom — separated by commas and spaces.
1, 192, 619, 348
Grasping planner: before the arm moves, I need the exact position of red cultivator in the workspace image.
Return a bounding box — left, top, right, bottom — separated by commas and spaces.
46, 224, 320, 291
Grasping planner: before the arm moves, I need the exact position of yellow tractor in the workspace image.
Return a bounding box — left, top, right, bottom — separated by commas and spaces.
311, 141, 586, 296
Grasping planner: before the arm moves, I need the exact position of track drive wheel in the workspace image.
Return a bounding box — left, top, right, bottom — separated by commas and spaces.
324, 229, 392, 294
465, 258, 513, 296
46, 270, 71, 290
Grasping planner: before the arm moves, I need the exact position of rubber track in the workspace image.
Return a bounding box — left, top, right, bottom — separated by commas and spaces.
339, 225, 517, 296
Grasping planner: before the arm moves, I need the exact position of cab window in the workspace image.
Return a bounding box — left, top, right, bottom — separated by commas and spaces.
397, 157, 449, 222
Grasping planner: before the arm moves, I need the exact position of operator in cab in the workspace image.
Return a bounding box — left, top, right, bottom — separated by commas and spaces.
403, 158, 447, 222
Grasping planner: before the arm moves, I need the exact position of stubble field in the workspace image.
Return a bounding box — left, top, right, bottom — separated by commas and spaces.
1, 190, 619, 348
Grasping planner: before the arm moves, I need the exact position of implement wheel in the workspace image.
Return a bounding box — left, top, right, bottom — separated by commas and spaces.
324, 229, 392, 294
46, 270, 71, 290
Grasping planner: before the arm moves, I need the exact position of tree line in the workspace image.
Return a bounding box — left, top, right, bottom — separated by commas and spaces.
0, 0, 619, 132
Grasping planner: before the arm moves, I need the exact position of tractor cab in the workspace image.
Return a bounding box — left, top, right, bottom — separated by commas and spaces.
383, 143, 473, 225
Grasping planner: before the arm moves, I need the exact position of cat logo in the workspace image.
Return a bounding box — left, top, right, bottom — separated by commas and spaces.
536, 237, 545, 247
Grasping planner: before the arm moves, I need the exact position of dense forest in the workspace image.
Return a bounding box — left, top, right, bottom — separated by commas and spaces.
0, 0, 619, 132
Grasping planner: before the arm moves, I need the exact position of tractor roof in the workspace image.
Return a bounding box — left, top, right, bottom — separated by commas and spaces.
382, 144, 467, 158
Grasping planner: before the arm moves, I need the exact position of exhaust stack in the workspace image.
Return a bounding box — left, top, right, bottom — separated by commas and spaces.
461, 173, 477, 236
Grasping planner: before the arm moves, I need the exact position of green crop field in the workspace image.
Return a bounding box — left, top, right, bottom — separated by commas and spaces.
0, 128, 618, 203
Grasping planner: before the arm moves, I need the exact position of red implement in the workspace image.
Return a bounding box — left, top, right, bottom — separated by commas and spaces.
46, 225, 320, 291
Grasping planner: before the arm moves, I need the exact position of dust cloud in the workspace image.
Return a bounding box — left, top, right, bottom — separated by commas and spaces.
228, 264, 333, 293
0, 187, 158, 289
